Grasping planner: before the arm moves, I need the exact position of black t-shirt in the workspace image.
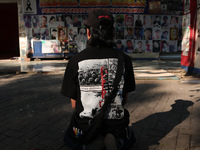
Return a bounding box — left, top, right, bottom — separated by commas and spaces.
61, 47, 135, 119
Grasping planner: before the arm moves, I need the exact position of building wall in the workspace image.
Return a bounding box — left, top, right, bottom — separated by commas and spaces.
0, 2, 19, 59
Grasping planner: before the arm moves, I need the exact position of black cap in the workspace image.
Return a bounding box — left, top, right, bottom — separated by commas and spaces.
84, 9, 114, 29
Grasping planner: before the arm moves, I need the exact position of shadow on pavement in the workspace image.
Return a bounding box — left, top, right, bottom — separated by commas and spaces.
131, 99, 194, 150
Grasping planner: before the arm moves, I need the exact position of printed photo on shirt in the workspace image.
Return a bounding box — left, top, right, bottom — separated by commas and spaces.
78, 59, 124, 119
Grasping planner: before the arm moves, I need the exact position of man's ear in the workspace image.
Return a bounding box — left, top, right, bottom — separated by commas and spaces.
87, 29, 91, 39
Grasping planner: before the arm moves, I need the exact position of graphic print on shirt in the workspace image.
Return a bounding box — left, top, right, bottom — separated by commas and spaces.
78, 58, 124, 119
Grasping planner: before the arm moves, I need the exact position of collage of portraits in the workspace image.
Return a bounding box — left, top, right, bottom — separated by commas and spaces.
22, 13, 183, 54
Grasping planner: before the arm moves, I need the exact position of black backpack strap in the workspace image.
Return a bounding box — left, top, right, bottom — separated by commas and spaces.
99, 51, 124, 114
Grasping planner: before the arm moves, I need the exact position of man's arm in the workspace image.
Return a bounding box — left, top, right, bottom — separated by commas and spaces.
122, 93, 128, 106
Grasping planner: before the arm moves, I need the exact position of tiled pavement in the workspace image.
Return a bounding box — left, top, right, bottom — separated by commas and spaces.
0, 59, 200, 150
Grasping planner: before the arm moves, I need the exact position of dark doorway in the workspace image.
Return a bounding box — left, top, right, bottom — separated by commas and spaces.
0, 3, 19, 59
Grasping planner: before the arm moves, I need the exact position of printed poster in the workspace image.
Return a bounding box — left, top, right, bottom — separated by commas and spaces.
42, 40, 60, 53
23, 0, 37, 14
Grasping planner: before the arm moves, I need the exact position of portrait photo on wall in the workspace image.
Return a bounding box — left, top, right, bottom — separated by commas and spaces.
170, 16, 179, 28
116, 14, 125, 27
134, 27, 143, 40
152, 40, 161, 53
115, 27, 124, 39
153, 27, 161, 40
82, 15, 88, 27
58, 27, 67, 41
161, 29, 170, 40
169, 41, 178, 52
48, 15, 57, 28
161, 15, 170, 28
32, 28, 40, 40
161, 40, 169, 52
144, 40, 152, 52
65, 15, 73, 27
68, 27, 78, 41
40, 28, 50, 40
56, 14, 65, 27
124, 28, 134, 39
134, 15, 143, 28
32, 15, 39, 28
50, 28, 58, 40
125, 14, 134, 27
24, 15, 32, 28
114, 40, 125, 52
40, 15, 48, 28
72, 14, 82, 27
152, 16, 161, 28
60, 40, 68, 53
170, 28, 178, 40
143, 15, 152, 27
124, 40, 134, 54
143, 28, 152, 40
76, 27, 88, 52
135, 40, 145, 53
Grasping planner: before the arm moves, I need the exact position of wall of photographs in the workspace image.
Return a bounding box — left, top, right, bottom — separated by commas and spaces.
18, 0, 184, 58
21, 14, 183, 55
